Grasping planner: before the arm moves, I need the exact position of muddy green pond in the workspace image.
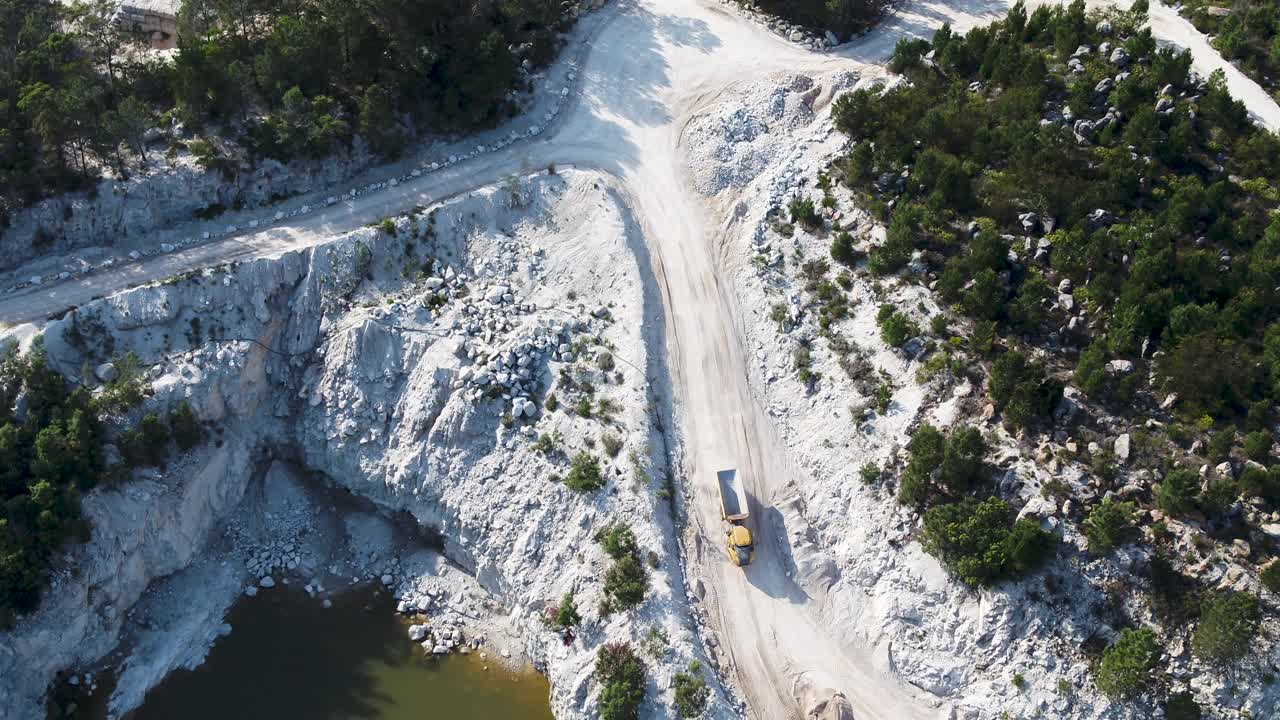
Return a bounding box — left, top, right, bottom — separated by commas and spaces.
119, 586, 553, 720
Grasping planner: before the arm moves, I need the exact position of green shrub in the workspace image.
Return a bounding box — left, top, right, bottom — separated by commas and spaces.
1095, 628, 1160, 699
969, 319, 996, 356
1164, 692, 1202, 720
1075, 343, 1107, 397
831, 231, 859, 266
1192, 591, 1260, 666
920, 497, 1053, 586
564, 452, 604, 492
1156, 469, 1199, 516
897, 424, 985, 506
673, 661, 710, 718
168, 402, 203, 451
549, 591, 581, 631
1244, 430, 1273, 462
1148, 553, 1202, 626
1083, 499, 1136, 554
120, 413, 170, 468
859, 462, 881, 485
1260, 562, 1280, 595
1199, 475, 1239, 518
878, 308, 919, 348
596, 642, 646, 720
1207, 429, 1234, 463
988, 351, 1061, 430
596, 522, 648, 611
789, 197, 820, 228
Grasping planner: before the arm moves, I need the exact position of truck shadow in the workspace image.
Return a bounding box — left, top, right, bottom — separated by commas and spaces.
741, 496, 811, 605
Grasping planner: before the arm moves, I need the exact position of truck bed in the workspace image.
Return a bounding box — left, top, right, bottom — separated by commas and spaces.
717, 469, 749, 521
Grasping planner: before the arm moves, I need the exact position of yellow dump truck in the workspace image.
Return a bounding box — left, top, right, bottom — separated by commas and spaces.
717, 469, 754, 567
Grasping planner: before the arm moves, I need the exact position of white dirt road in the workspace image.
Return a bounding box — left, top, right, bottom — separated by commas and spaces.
3, 0, 1277, 717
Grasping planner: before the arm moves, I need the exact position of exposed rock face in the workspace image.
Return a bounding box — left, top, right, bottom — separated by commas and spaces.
0, 172, 726, 719
1, 152, 375, 274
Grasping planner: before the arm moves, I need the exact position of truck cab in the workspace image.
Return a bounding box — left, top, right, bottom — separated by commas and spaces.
726, 524, 754, 566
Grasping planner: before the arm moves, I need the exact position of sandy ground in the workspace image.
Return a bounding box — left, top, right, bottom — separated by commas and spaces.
5, 0, 1280, 718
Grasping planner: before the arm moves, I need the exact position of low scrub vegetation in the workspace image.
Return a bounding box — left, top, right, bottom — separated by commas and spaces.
596, 642, 647, 720
596, 522, 649, 612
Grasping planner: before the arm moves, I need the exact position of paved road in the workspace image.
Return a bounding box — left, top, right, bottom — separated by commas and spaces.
3, 0, 1277, 717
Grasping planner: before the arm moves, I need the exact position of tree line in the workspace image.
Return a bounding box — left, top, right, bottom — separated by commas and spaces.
1, 0, 574, 223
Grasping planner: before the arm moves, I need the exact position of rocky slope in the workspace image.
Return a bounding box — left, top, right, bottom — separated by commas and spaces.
0, 170, 727, 720
691, 67, 1280, 718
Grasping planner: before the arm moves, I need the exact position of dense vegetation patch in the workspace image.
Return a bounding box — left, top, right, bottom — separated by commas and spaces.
1178, 0, 1280, 97
833, 1, 1280, 430
0, 340, 208, 626
920, 496, 1053, 586
2, 0, 573, 217
743, 0, 889, 38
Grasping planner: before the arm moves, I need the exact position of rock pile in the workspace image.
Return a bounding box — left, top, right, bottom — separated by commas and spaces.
456, 314, 592, 413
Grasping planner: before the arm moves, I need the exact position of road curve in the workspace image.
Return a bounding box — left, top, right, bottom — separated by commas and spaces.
3, 1, 1278, 718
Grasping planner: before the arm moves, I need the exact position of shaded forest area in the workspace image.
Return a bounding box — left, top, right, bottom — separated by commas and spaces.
746, 0, 891, 37
1, 0, 574, 221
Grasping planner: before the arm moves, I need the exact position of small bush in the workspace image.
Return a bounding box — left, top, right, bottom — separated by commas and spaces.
859, 462, 880, 485
533, 431, 560, 456
168, 402, 204, 451
596, 642, 647, 720
641, 626, 669, 658
575, 396, 593, 417
1083, 499, 1136, 554
789, 197, 820, 228
1261, 562, 1280, 594
545, 393, 559, 412
601, 433, 623, 457
831, 231, 859, 266
1095, 628, 1160, 699
564, 452, 604, 492
120, 413, 170, 467
1244, 430, 1273, 462
1205, 429, 1234, 464
1148, 554, 1202, 626
1156, 468, 1199, 516
597, 351, 616, 372
549, 591, 581, 631
1192, 591, 1260, 666
878, 306, 919, 348
596, 522, 649, 611
673, 661, 710, 718
1164, 692, 1202, 720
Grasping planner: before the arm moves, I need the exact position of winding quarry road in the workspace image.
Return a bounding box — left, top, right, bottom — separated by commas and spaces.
3, 0, 1277, 717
